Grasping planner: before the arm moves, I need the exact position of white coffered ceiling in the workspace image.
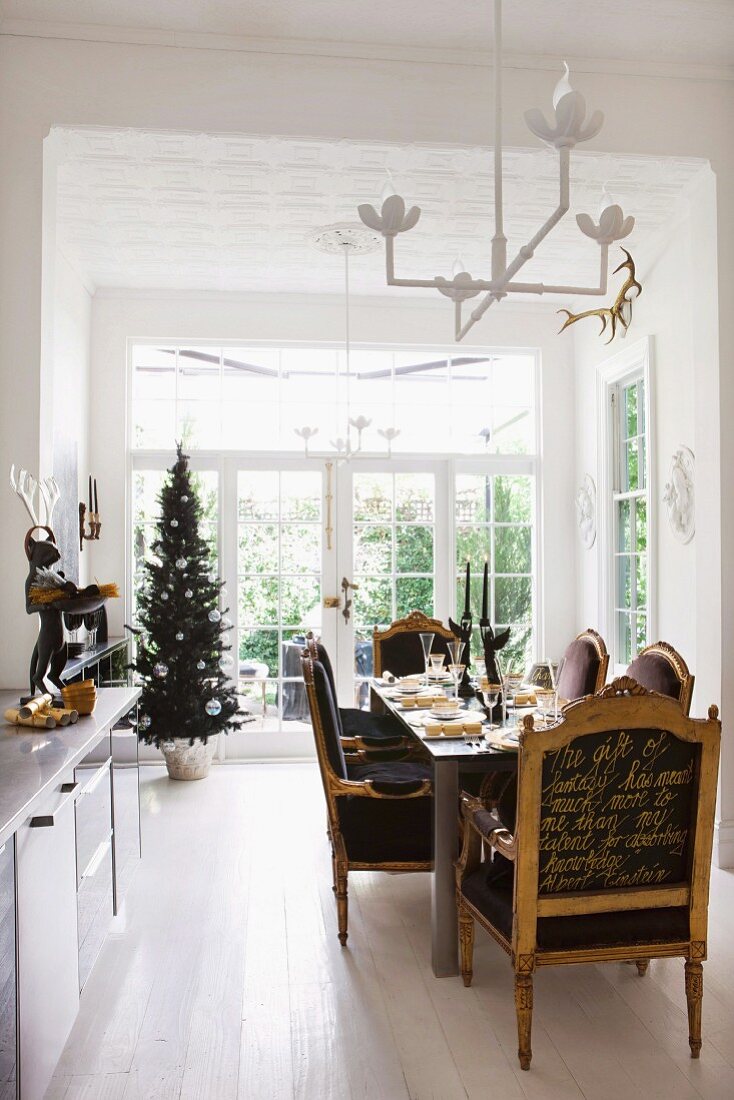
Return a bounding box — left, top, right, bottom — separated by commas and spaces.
3, 1, 734, 69
54, 127, 707, 298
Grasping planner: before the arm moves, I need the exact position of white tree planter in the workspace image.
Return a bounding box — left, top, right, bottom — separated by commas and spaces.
160, 737, 216, 780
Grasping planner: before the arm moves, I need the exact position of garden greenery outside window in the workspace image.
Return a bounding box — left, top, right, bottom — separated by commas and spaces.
612, 372, 649, 664
130, 342, 539, 733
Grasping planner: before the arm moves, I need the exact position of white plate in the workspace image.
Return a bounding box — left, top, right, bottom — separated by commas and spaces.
429, 708, 462, 720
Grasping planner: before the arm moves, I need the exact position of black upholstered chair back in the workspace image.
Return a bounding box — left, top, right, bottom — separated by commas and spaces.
373, 611, 455, 678
627, 642, 694, 715
555, 628, 609, 701
302, 656, 348, 780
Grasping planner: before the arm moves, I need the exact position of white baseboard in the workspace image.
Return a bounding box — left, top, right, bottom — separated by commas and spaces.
714, 818, 734, 869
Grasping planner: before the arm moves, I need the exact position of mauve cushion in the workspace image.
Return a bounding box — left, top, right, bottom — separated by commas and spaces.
627, 652, 682, 701
556, 637, 601, 701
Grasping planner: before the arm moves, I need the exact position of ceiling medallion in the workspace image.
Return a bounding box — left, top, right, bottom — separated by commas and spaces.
358, 0, 637, 341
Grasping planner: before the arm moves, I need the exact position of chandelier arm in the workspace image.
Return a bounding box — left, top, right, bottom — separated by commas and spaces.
456, 293, 501, 341
384, 235, 450, 290
506, 243, 610, 296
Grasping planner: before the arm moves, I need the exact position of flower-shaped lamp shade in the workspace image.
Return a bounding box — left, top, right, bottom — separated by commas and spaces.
525, 91, 604, 149
435, 272, 482, 303
576, 205, 635, 245
358, 194, 421, 238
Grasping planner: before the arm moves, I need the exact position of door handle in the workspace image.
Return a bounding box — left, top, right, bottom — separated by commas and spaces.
341, 577, 359, 624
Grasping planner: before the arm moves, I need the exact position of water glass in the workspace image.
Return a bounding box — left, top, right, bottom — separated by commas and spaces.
448, 663, 465, 702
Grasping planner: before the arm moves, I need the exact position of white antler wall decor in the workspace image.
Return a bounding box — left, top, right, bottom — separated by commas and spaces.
9, 465, 60, 528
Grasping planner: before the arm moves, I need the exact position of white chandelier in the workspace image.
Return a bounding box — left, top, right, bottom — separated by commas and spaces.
357, 0, 636, 342
295, 223, 400, 462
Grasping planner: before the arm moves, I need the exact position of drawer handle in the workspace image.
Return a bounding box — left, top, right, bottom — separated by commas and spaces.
79, 757, 112, 798
82, 834, 112, 879
30, 782, 80, 827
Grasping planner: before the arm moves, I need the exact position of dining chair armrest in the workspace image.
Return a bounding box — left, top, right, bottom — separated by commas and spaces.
460, 797, 518, 861
331, 776, 433, 800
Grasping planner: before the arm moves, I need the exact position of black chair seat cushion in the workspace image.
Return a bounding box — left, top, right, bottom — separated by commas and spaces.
461, 863, 689, 951
340, 707, 405, 745
338, 760, 433, 863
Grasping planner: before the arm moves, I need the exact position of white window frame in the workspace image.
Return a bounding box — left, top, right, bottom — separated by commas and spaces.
596, 336, 655, 673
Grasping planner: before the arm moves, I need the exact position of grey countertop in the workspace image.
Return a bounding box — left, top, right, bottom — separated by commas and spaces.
0, 686, 141, 847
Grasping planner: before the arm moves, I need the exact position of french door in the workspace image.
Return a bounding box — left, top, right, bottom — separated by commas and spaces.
333, 460, 449, 704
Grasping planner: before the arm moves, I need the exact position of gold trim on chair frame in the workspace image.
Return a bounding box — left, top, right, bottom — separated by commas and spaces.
455, 676, 720, 1070
301, 653, 433, 946
373, 610, 455, 678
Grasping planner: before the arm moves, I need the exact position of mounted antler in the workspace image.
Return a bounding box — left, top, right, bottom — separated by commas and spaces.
10, 465, 40, 526
557, 248, 642, 344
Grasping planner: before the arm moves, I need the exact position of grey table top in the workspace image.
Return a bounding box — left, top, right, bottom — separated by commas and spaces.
0, 686, 141, 847
370, 680, 521, 766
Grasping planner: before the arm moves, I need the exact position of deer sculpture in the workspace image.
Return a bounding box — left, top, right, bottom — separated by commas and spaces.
10, 466, 73, 696
557, 248, 642, 344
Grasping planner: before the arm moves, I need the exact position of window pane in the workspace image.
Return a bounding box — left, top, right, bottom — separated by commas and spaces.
353, 578, 392, 627
396, 526, 433, 574
617, 555, 632, 609
495, 576, 532, 624
494, 477, 532, 524
617, 499, 631, 553
636, 499, 647, 553
396, 577, 433, 619
238, 473, 279, 521
625, 382, 638, 439
616, 611, 632, 666
495, 526, 531, 574
500, 625, 534, 676
635, 612, 647, 653
222, 347, 279, 404
455, 528, 491, 567
354, 526, 392, 574
280, 576, 320, 628
177, 347, 221, 402
132, 346, 176, 402
281, 472, 321, 521
353, 474, 392, 522
395, 473, 434, 522
281, 525, 320, 574
239, 577, 278, 625
455, 575, 484, 620
636, 555, 647, 611
455, 475, 491, 523
624, 439, 639, 492
133, 399, 176, 448
239, 630, 278, 677
238, 525, 278, 574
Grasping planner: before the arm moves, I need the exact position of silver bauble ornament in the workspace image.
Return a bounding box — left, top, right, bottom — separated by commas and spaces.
208, 609, 221, 623
175, 557, 187, 570
153, 662, 169, 679
218, 654, 235, 672
205, 699, 222, 717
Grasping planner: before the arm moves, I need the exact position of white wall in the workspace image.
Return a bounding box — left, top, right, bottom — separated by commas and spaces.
0, 28, 732, 860
89, 290, 577, 665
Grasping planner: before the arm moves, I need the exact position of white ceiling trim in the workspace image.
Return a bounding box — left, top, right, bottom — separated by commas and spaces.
3, 18, 733, 82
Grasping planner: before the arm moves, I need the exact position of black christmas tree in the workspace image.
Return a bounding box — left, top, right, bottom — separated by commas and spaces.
130, 444, 243, 747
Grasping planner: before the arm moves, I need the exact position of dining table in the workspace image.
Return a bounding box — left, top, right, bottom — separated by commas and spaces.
370, 678, 522, 979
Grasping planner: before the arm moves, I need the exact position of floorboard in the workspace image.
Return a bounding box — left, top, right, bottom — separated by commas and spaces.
48, 764, 734, 1100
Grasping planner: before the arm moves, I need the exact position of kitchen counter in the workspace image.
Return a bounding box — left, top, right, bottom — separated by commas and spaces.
0, 687, 141, 849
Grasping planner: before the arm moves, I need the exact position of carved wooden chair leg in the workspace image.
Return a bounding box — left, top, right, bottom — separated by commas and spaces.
514, 974, 533, 1070
458, 906, 474, 987
636, 960, 649, 976
684, 960, 703, 1058
335, 861, 349, 946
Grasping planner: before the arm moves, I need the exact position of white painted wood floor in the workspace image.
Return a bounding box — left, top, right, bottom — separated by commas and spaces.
48, 764, 734, 1100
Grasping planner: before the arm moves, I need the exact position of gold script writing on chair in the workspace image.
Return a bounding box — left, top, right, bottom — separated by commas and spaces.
538, 727, 696, 895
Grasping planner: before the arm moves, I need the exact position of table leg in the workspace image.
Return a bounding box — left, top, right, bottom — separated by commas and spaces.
431, 759, 459, 977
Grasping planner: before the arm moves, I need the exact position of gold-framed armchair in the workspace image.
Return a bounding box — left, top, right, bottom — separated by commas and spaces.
302, 653, 433, 945
627, 640, 695, 715
373, 610, 456, 679
456, 676, 720, 1070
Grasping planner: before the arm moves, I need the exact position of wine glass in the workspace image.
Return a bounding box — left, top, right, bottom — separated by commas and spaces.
546, 656, 559, 722
419, 632, 435, 687
448, 663, 466, 703
536, 688, 554, 727
429, 653, 446, 682
484, 683, 501, 729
